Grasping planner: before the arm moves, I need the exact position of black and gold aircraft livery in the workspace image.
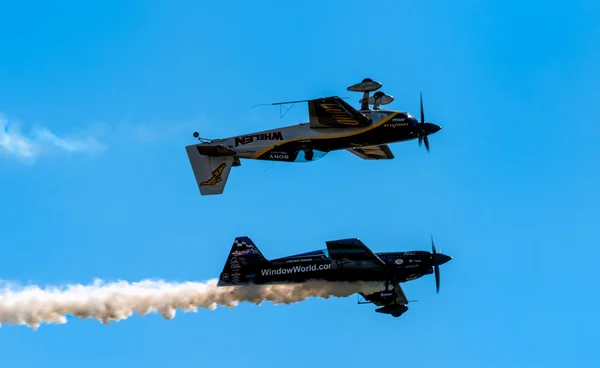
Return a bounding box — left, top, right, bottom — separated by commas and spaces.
217, 236, 452, 318
185, 77, 443, 195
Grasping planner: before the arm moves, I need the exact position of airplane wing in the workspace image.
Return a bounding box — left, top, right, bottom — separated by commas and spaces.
347, 144, 394, 160
325, 238, 386, 270
308, 96, 372, 129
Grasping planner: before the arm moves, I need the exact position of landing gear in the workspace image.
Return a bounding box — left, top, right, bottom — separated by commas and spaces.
391, 304, 409, 317
375, 304, 409, 317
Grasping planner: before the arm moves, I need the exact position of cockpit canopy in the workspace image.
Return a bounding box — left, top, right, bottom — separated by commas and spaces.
293, 148, 328, 162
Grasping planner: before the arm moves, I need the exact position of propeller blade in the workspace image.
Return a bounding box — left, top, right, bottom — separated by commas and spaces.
416, 93, 431, 152
420, 92, 424, 124
432, 234, 442, 293
435, 265, 440, 293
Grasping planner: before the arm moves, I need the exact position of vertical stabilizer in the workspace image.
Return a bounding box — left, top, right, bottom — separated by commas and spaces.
185, 145, 234, 195
218, 236, 269, 286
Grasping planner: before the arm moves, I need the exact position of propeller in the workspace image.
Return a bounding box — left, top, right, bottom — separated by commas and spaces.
431, 235, 441, 293
417, 93, 432, 152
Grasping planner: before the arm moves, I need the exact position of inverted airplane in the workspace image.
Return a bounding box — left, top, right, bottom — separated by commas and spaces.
185, 78, 443, 195
217, 235, 452, 318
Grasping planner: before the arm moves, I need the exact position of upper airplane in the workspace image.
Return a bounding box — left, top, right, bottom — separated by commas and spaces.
185, 78, 443, 195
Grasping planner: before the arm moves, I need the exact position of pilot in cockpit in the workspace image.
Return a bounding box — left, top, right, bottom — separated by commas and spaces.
303, 148, 314, 161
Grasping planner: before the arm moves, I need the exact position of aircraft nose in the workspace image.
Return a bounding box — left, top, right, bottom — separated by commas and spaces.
433, 253, 452, 266
425, 123, 442, 134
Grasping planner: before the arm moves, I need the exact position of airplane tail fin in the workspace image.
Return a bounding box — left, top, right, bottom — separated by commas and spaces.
217, 236, 269, 286
185, 145, 234, 195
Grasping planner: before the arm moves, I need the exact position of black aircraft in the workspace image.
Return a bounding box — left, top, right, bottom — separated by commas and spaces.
217, 236, 452, 318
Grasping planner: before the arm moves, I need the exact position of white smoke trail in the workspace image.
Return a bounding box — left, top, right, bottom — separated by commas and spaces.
0, 114, 105, 162
0, 278, 384, 330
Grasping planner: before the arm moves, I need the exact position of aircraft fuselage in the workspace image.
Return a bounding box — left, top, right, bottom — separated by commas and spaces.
199, 110, 440, 163
220, 249, 450, 287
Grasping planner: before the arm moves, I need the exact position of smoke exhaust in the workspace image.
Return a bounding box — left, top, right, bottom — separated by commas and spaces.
0, 278, 383, 330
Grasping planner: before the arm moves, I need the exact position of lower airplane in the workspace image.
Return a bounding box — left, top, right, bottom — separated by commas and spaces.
217, 235, 452, 317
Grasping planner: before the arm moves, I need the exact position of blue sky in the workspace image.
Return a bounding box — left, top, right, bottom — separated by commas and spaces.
1, 0, 599, 366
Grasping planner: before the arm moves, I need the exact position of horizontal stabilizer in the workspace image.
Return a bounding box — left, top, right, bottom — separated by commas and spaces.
195, 144, 236, 156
